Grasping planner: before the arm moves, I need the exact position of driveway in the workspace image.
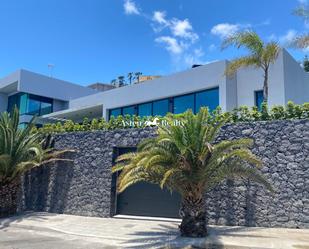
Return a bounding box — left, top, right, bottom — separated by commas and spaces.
0, 212, 309, 249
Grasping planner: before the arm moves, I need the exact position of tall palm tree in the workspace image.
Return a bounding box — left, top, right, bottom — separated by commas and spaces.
127, 72, 134, 85
134, 72, 142, 83
113, 108, 272, 237
222, 31, 280, 103
292, 4, 309, 48
117, 76, 126, 86
0, 107, 72, 216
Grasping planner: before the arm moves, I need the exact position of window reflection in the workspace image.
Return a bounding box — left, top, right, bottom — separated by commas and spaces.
153, 99, 169, 116
108, 87, 220, 119
7, 92, 53, 116
122, 106, 136, 116
255, 90, 264, 111
138, 103, 152, 117
196, 87, 219, 112
173, 94, 194, 114
110, 108, 121, 117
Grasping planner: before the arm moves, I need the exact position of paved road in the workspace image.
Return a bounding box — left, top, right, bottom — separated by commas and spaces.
0, 226, 114, 249
0, 212, 309, 249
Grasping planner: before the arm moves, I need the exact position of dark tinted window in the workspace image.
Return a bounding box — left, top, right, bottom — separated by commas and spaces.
8, 93, 53, 116
110, 108, 121, 117
153, 99, 169, 116
173, 94, 194, 114
195, 87, 219, 113
255, 90, 264, 110
122, 106, 136, 116
138, 103, 152, 117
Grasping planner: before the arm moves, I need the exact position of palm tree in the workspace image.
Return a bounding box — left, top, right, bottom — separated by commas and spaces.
127, 72, 134, 85
118, 76, 126, 86
0, 107, 72, 217
134, 72, 142, 83
222, 31, 280, 103
113, 108, 272, 237
292, 4, 309, 48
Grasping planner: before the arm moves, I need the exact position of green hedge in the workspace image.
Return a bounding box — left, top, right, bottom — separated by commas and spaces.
35, 101, 309, 134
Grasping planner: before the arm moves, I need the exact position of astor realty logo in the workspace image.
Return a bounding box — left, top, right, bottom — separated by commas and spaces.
122, 117, 184, 128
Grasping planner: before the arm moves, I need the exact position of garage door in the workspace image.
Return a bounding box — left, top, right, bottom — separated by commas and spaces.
114, 147, 181, 218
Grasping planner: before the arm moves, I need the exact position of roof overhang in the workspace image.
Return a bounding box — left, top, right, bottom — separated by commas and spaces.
39, 104, 103, 123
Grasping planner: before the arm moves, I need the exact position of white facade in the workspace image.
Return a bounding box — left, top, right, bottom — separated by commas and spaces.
1, 49, 308, 123
0, 69, 97, 122
43, 49, 309, 121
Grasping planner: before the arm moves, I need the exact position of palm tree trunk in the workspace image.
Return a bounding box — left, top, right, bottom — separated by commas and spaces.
0, 178, 20, 218
263, 67, 269, 103
179, 193, 207, 237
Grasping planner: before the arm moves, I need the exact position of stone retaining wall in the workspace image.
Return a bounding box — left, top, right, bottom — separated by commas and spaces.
19, 120, 309, 228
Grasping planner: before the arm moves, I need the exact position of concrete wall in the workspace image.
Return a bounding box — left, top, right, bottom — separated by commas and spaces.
53, 99, 69, 112
69, 60, 234, 118
19, 119, 309, 228
236, 50, 285, 107
283, 49, 309, 104
19, 69, 97, 101
0, 93, 8, 112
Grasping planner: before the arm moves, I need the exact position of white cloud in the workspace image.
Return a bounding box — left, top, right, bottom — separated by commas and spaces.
155, 36, 183, 54
183, 48, 205, 66
153, 11, 168, 25
208, 44, 216, 52
279, 29, 298, 45
124, 0, 140, 15
170, 19, 199, 42
298, 0, 307, 4
211, 23, 240, 39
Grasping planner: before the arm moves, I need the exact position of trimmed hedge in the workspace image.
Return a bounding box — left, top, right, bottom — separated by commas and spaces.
36, 101, 309, 134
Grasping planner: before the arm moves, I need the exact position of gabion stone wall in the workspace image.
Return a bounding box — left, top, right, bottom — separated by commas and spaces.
19, 120, 309, 228
0, 179, 20, 218
207, 120, 309, 228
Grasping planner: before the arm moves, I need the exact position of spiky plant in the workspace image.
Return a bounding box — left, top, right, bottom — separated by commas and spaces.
113, 108, 272, 237
222, 31, 280, 103
0, 107, 72, 216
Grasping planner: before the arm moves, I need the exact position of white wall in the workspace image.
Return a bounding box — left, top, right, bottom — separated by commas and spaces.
18, 69, 97, 101
283, 49, 309, 104
303, 73, 309, 103
53, 99, 69, 112
236, 50, 285, 107
0, 93, 8, 112
69, 60, 235, 119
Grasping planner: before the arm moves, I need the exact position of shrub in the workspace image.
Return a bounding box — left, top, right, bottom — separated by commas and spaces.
37, 101, 309, 134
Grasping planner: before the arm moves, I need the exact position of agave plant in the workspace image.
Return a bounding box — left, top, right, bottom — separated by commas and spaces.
0, 107, 72, 216
113, 108, 272, 237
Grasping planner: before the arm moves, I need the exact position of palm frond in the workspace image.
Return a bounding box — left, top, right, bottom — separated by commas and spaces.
114, 109, 272, 199
226, 56, 260, 76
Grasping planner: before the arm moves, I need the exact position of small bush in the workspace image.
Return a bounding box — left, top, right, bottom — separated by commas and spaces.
37, 101, 309, 134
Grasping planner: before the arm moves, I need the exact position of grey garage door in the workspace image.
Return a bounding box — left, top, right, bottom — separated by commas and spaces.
114, 147, 181, 218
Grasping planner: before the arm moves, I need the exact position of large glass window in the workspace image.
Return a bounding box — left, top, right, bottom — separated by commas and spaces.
27, 98, 41, 115
7, 93, 53, 116
138, 103, 152, 117
153, 99, 169, 116
195, 87, 219, 113
109, 108, 121, 118
40, 102, 53, 115
122, 106, 136, 116
107, 86, 220, 120
255, 90, 264, 110
173, 94, 194, 114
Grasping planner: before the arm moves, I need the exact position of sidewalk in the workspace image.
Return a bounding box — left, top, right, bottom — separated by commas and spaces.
0, 212, 308, 248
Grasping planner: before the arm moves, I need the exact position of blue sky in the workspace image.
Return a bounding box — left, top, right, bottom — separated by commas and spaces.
0, 0, 308, 86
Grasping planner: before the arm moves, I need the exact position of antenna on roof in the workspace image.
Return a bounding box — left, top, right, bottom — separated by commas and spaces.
48, 64, 55, 78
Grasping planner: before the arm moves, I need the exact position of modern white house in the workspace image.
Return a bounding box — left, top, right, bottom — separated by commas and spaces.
0, 69, 97, 126
1, 49, 308, 125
